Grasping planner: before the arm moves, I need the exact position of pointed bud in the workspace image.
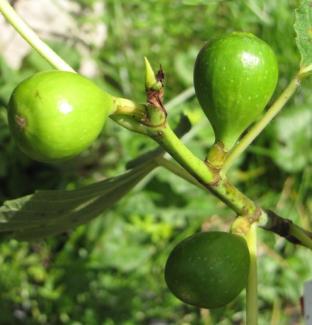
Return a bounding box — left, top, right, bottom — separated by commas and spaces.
144, 57, 157, 89
144, 57, 162, 91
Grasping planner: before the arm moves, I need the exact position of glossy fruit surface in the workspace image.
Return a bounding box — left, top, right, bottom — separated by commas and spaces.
8, 71, 113, 162
165, 231, 250, 309
194, 32, 278, 150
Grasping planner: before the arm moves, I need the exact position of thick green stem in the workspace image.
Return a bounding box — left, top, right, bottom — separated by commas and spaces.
158, 157, 312, 251
155, 125, 258, 215
154, 125, 214, 183
0, 0, 74, 72
223, 76, 301, 173
246, 224, 258, 325
211, 178, 256, 215
157, 156, 260, 220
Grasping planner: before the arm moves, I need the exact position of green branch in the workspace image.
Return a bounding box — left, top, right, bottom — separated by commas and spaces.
157, 158, 312, 252
154, 125, 214, 183
151, 124, 258, 216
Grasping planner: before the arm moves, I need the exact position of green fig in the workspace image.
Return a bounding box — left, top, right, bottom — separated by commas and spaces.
8, 71, 114, 162
194, 32, 278, 150
165, 231, 250, 309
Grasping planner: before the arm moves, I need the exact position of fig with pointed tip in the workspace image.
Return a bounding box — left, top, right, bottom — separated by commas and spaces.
8, 71, 114, 162
194, 32, 278, 151
165, 231, 250, 309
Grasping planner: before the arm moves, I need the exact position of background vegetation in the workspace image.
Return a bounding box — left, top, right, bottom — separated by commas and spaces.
0, 0, 311, 324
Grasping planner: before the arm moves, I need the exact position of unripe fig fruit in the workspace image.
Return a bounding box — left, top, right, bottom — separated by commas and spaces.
194, 32, 278, 150
8, 71, 113, 162
165, 231, 250, 309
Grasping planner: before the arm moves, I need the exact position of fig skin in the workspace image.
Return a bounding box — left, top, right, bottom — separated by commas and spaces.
8, 71, 113, 162
194, 32, 278, 150
165, 231, 250, 309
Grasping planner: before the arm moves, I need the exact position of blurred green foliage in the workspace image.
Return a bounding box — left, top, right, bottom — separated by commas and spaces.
0, 0, 311, 324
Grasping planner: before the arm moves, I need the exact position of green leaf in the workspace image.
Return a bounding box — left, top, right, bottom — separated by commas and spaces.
294, 0, 312, 68
0, 162, 156, 241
